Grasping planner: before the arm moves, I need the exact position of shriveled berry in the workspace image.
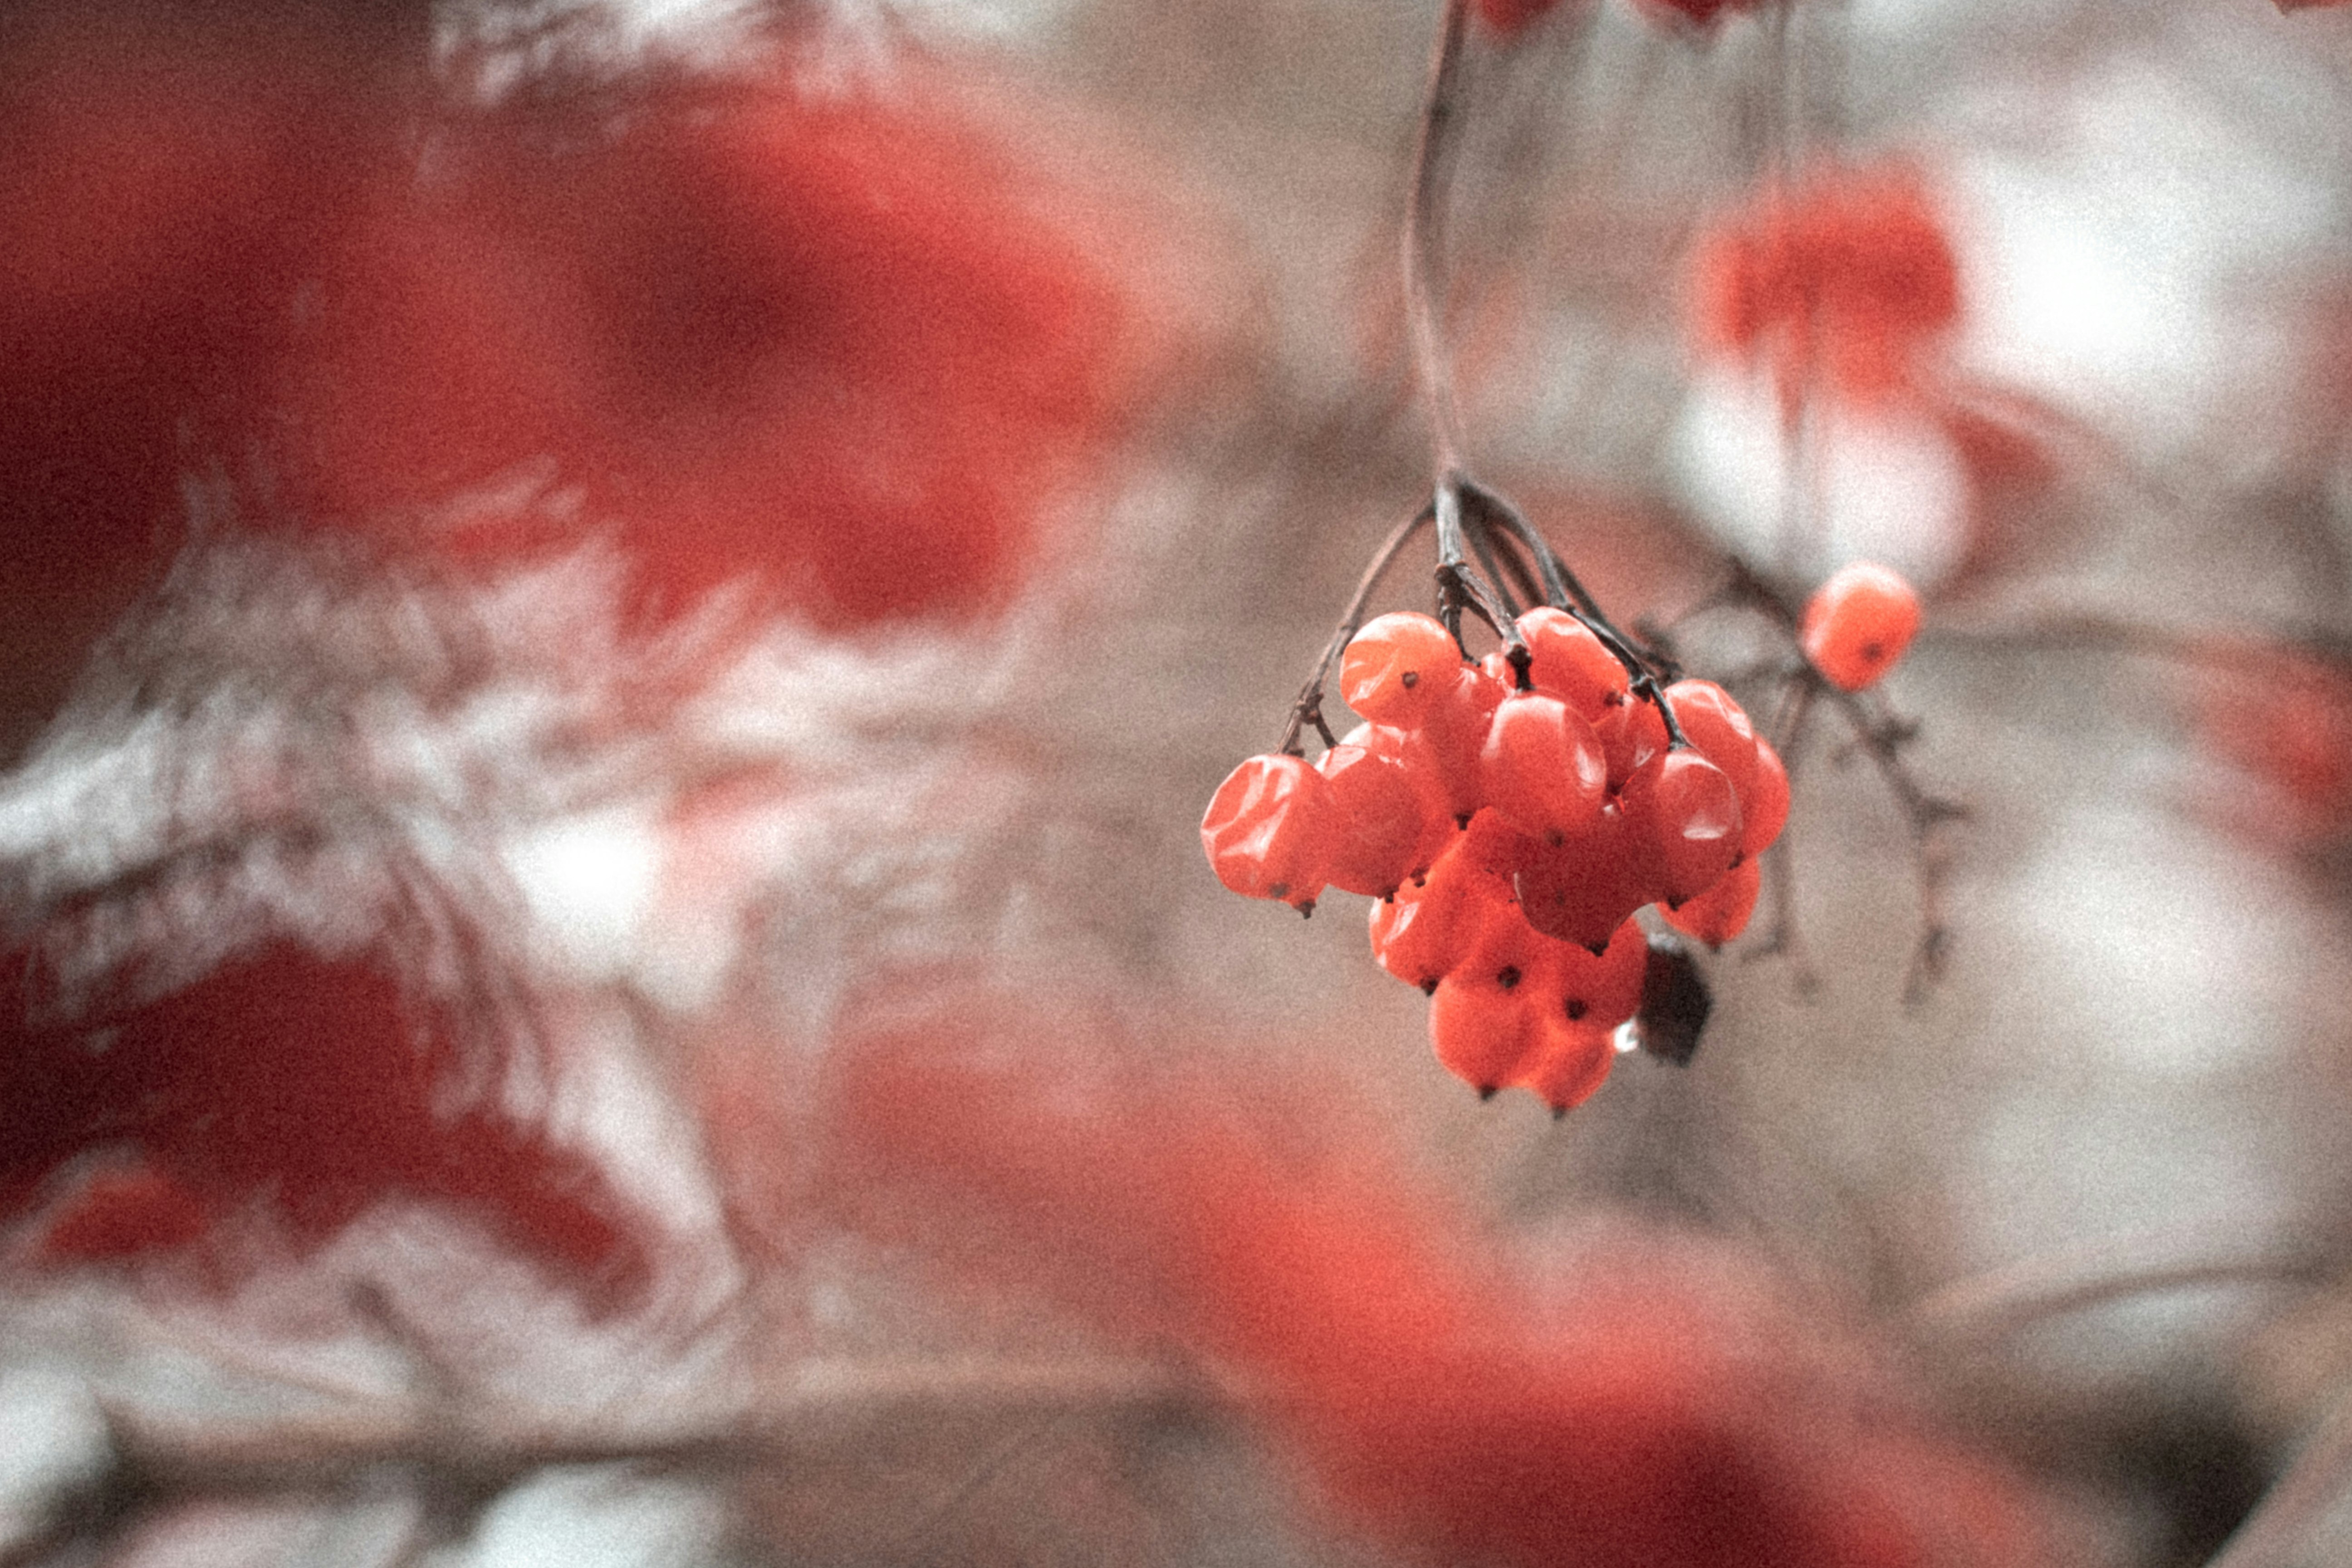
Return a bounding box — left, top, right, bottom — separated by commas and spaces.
1482, 692, 1607, 843
1517, 608, 1629, 720
1660, 855, 1761, 947
1341, 612, 1466, 725
1800, 562, 1921, 692
1620, 749, 1744, 907
1201, 753, 1337, 911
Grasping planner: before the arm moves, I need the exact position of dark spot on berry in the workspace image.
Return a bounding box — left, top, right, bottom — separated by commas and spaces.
1565, 998, 1588, 1021
1269, 882, 1289, 899
1455, 813, 1472, 829
1478, 1085, 1498, 1102
1401, 670, 1420, 689
1420, 979, 1438, 996
1496, 965, 1521, 990
1297, 900, 1315, 919
1551, 1105, 1568, 1122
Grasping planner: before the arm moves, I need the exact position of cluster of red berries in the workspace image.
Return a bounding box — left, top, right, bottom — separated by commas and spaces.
1203, 608, 1788, 1112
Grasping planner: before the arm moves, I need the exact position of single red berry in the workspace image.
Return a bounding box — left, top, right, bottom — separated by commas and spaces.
1514, 807, 1660, 955
1404, 658, 1510, 822
1661, 855, 1762, 948
1662, 680, 1758, 800
1800, 562, 1922, 691
1552, 914, 1650, 1029
1370, 833, 1515, 990
1511, 1014, 1617, 1114
1517, 608, 1628, 720
1341, 612, 1466, 725
1318, 744, 1439, 898
1201, 753, 1337, 911
1482, 692, 1607, 843
1429, 976, 1537, 1097
1620, 749, 1744, 907
1596, 693, 1669, 793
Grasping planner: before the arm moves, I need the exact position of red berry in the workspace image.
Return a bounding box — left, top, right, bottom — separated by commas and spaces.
1799, 562, 1922, 692
1429, 976, 1536, 1095
1370, 834, 1514, 990
1341, 612, 1466, 725
1742, 737, 1791, 857
1405, 658, 1510, 822
1620, 749, 1744, 907
1201, 754, 1337, 911
1661, 856, 1762, 948
1511, 1014, 1617, 1113
1318, 744, 1440, 898
1596, 694, 1669, 792
1517, 608, 1628, 720
1552, 914, 1650, 1028
1482, 693, 1607, 843
1662, 680, 1758, 800
1514, 808, 1659, 954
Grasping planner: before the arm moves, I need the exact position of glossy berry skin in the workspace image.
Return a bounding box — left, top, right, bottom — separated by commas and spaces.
1514, 807, 1660, 955
1517, 608, 1627, 720
1482, 693, 1607, 844
1202, 754, 1337, 911
1800, 561, 1921, 692
1317, 744, 1434, 898
1514, 1015, 1617, 1113
1662, 680, 1758, 800
1620, 749, 1744, 908
1341, 612, 1465, 725
1406, 660, 1510, 822
1661, 855, 1761, 948
1370, 834, 1514, 991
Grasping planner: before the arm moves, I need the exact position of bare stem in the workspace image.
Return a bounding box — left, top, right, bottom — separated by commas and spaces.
1404, 0, 1474, 474
1279, 506, 1435, 755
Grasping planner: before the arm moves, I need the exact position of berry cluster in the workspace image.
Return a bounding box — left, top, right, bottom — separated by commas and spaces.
1204, 606, 1789, 1114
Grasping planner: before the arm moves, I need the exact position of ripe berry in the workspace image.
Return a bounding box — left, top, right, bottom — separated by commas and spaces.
1660, 855, 1761, 948
1620, 749, 1744, 907
1370, 834, 1514, 990
1596, 694, 1669, 792
1317, 744, 1438, 897
1799, 562, 1921, 692
1517, 608, 1628, 720
1514, 808, 1659, 954
1406, 658, 1510, 821
1662, 680, 1758, 799
1341, 612, 1466, 725
1429, 976, 1535, 1096
1481, 693, 1607, 843
1201, 753, 1337, 912
1512, 1014, 1617, 1114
